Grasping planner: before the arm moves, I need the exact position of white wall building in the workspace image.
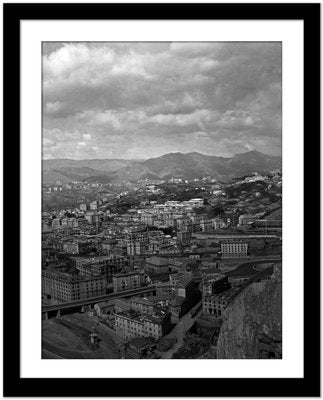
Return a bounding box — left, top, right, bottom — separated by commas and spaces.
221, 241, 248, 258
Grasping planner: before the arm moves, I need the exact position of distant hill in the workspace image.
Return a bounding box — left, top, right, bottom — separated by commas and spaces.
42, 151, 281, 185
42, 170, 72, 185
42, 158, 141, 172
43, 166, 113, 183
227, 150, 282, 175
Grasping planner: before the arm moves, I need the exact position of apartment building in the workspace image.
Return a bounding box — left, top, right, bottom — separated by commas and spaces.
74, 255, 127, 282
114, 310, 171, 341
42, 267, 106, 302
202, 290, 235, 318
220, 240, 248, 258
112, 271, 141, 292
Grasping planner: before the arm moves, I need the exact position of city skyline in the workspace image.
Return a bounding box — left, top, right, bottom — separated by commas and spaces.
43, 42, 282, 160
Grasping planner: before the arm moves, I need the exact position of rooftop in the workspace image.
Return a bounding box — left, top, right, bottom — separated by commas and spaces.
177, 277, 194, 288
95, 301, 114, 308
146, 256, 169, 266
113, 271, 140, 278
130, 297, 154, 306
115, 309, 169, 324
221, 240, 248, 244
147, 271, 177, 283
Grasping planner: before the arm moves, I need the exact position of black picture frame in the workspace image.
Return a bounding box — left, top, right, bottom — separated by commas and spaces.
3, 2, 320, 397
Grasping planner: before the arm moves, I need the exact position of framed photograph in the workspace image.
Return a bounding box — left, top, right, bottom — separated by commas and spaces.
3, 2, 320, 397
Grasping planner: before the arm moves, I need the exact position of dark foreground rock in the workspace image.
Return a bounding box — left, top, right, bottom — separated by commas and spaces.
217, 264, 282, 359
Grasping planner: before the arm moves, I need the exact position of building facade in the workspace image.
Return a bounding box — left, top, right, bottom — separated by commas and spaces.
145, 256, 170, 274
114, 310, 171, 341
74, 255, 127, 283
130, 297, 155, 315
42, 268, 107, 302
220, 241, 248, 258
112, 271, 141, 292
202, 292, 233, 318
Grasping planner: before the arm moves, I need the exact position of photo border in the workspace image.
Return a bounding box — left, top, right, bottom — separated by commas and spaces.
3, 2, 320, 397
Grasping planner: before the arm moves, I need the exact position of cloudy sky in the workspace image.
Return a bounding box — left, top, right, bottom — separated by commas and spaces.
43, 42, 282, 160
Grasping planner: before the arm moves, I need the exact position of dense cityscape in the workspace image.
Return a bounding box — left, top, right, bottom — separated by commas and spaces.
42, 164, 282, 359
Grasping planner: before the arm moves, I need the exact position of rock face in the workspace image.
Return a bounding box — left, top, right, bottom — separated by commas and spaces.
217, 264, 282, 359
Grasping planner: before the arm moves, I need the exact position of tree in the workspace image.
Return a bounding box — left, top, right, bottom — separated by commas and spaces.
210, 203, 224, 217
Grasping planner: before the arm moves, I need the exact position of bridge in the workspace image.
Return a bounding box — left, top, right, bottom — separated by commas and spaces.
42, 285, 156, 320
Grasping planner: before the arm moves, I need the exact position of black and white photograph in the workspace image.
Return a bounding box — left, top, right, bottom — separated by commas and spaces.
41, 41, 283, 360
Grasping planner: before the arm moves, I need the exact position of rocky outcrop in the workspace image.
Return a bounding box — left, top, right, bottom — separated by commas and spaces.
217, 264, 282, 359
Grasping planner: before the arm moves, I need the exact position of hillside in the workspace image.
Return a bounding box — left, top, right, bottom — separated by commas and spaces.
42, 151, 282, 185
42, 158, 141, 172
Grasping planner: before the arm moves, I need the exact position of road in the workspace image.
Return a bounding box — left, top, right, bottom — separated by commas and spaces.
225, 258, 281, 278
43, 285, 156, 313
159, 313, 195, 359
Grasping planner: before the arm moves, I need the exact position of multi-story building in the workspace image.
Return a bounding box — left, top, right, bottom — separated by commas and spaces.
61, 217, 78, 229
175, 277, 195, 299
186, 198, 204, 208
79, 203, 87, 212
112, 271, 141, 292
220, 241, 248, 258
125, 232, 149, 256
90, 201, 98, 211
156, 281, 175, 298
130, 297, 155, 315
202, 289, 235, 318
211, 217, 226, 230
84, 212, 99, 225
238, 214, 260, 226
63, 241, 79, 254
158, 245, 181, 255
100, 239, 117, 254
94, 300, 115, 318
146, 232, 166, 254
169, 272, 184, 286
42, 268, 106, 302
177, 231, 192, 244
51, 218, 61, 229
127, 240, 147, 256
145, 256, 170, 275
140, 213, 157, 226
114, 310, 172, 341
200, 219, 213, 232
114, 242, 128, 256
201, 273, 228, 296
62, 240, 91, 255
176, 217, 193, 232
168, 276, 198, 321
74, 255, 127, 283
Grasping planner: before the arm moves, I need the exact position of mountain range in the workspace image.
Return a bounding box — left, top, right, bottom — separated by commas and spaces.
42, 150, 282, 185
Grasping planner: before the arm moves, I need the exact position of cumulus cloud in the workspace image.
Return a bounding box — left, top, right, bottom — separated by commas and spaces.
42, 42, 282, 159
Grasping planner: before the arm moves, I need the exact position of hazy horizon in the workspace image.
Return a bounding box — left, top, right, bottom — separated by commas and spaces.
42, 149, 282, 162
